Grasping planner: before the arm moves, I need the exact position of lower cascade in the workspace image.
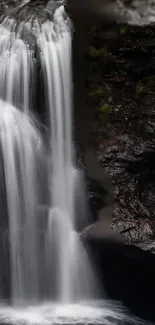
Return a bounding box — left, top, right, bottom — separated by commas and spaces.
0, 1, 151, 325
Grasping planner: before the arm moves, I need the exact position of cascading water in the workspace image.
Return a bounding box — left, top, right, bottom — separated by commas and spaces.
37, 7, 96, 302
0, 1, 97, 306
0, 20, 36, 112
0, 14, 42, 304
0, 100, 43, 304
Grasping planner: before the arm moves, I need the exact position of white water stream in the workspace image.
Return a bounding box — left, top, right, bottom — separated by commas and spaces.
37, 7, 96, 302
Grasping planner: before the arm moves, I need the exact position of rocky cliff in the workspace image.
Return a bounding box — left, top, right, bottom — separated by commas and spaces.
86, 24, 155, 250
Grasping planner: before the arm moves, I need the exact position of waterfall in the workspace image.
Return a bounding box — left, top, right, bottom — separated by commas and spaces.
0, 15, 42, 304
37, 6, 96, 303
0, 99, 43, 304
0, 2, 97, 305
0, 20, 36, 112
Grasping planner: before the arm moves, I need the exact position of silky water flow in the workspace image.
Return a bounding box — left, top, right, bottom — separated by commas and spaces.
37, 7, 97, 303
0, 2, 97, 306
0, 15, 41, 304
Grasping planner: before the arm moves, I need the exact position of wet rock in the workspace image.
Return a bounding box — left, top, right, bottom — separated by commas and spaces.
80, 220, 122, 244
86, 238, 155, 323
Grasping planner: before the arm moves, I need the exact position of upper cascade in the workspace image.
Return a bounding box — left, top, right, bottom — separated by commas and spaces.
0, 0, 155, 26
0, 1, 65, 24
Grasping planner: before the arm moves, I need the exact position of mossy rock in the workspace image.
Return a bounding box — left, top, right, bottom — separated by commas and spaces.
89, 87, 104, 97
89, 46, 111, 58
99, 103, 112, 119
120, 26, 129, 35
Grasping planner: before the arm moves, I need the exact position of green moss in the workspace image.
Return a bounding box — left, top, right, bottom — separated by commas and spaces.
99, 103, 112, 114
120, 26, 128, 35
89, 46, 111, 58
89, 87, 104, 97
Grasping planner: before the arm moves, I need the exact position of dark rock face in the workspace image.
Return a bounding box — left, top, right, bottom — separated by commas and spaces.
86, 238, 155, 323
100, 108, 155, 246
85, 25, 155, 248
